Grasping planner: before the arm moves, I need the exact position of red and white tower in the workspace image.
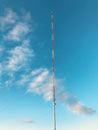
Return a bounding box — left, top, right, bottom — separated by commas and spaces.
51, 13, 56, 130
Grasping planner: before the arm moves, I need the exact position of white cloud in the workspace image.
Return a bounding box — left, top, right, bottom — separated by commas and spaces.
67, 101, 95, 114
18, 67, 95, 114
31, 68, 45, 76
6, 41, 34, 71
27, 68, 53, 101
28, 69, 49, 90
0, 9, 17, 30
19, 68, 47, 85
23, 119, 33, 124
26, 69, 63, 101
0, 9, 33, 42
5, 22, 30, 41
59, 92, 95, 114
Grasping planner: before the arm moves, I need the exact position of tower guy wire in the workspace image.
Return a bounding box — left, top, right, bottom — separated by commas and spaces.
51, 13, 56, 130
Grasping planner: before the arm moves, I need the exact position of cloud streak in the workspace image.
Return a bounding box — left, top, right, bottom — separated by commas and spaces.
18, 67, 95, 115
0, 8, 17, 31
59, 92, 95, 114
0, 8, 33, 42
23, 119, 34, 124
19, 68, 53, 101
7, 41, 34, 71
4, 22, 30, 41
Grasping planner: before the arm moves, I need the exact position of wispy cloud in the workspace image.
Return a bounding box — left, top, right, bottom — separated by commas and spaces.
4, 22, 30, 41
0, 8, 33, 42
18, 67, 95, 115
59, 92, 95, 114
0, 8, 17, 31
23, 119, 34, 124
6, 41, 34, 71
18, 68, 47, 85
19, 68, 53, 101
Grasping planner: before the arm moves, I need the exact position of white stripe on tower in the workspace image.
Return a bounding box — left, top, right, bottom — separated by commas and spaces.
51, 13, 56, 130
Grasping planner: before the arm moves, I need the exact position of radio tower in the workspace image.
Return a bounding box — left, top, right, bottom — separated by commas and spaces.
51, 13, 56, 130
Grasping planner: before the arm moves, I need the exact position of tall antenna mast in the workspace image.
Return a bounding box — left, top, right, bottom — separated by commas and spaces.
51, 13, 56, 130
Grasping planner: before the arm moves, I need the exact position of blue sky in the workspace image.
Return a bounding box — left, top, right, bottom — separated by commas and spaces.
0, 0, 98, 130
